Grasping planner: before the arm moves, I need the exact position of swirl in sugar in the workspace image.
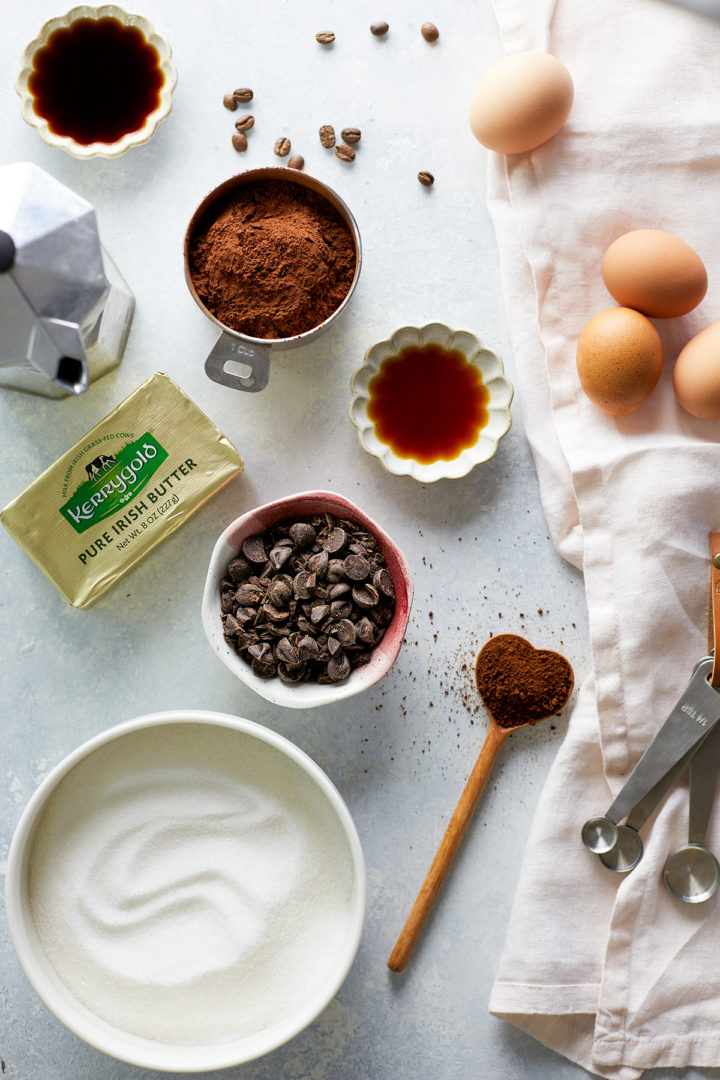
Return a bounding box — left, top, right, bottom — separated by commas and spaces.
28, 724, 355, 1044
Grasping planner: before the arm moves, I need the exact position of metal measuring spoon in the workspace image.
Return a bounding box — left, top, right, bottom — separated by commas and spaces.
664, 721, 720, 903
598, 743, 699, 872
582, 655, 720, 856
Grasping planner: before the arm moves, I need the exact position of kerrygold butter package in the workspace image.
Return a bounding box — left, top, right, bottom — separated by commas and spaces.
1, 373, 244, 608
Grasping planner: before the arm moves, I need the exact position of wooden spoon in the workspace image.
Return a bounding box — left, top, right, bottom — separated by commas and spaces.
387, 634, 574, 972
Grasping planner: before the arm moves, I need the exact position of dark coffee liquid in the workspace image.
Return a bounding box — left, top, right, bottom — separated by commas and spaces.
28, 17, 165, 145
367, 344, 490, 464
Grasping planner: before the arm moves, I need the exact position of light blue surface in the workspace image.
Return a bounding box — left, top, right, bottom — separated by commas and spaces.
0, 2, 605, 1078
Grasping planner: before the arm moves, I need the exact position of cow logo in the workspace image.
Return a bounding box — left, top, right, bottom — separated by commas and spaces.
85, 454, 116, 482
60, 433, 168, 534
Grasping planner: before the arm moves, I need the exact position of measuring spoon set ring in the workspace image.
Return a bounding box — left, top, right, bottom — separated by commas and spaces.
582, 653, 720, 903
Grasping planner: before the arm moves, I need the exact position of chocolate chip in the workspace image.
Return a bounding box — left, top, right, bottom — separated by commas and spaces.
327, 652, 351, 681
289, 521, 316, 547
344, 553, 371, 580
373, 567, 395, 598
242, 535, 267, 563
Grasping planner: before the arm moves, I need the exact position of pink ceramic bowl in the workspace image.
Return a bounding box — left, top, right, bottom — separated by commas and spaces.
202, 491, 413, 709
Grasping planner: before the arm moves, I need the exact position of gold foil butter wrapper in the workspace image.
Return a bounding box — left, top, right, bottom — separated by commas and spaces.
1, 373, 244, 608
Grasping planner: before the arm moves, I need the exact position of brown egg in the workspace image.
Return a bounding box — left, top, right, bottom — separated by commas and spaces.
576, 307, 663, 415
468, 51, 573, 155
673, 322, 720, 419
601, 229, 707, 318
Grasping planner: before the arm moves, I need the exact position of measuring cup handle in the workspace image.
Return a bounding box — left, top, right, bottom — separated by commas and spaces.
204, 332, 271, 393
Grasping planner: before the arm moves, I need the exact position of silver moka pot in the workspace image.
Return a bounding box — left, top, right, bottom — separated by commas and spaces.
0, 162, 134, 397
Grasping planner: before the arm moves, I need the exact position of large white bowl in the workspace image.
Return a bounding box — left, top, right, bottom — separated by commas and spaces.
6, 710, 366, 1072
16, 5, 177, 158
349, 323, 513, 483
202, 490, 413, 709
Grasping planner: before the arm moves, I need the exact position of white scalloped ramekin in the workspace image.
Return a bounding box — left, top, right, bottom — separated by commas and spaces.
349, 323, 513, 483
16, 5, 177, 159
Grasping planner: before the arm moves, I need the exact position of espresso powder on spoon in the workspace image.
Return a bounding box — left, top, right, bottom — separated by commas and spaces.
188, 179, 357, 340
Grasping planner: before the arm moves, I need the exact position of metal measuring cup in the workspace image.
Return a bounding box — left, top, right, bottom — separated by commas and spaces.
183, 167, 362, 393
664, 720, 720, 903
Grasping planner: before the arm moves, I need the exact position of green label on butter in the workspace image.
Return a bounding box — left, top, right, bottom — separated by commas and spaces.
59, 433, 168, 534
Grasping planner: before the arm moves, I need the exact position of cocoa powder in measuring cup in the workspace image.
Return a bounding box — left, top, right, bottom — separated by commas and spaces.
188, 179, 356, 340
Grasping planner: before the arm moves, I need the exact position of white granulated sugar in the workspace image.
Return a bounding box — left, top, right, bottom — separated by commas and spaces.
28, 723, 356, 1045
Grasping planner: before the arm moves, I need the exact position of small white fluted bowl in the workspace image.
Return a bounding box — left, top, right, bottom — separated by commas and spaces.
202, 490, 413, 710
6, 710, 366, 1071
16, 5, 177, 158
349, 323, 513, 483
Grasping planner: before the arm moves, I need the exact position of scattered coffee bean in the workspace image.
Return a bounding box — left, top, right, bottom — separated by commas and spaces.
341, 127, 361, 144
219, 513, 396, 685
233, 88, 253, 103
421, 21, 439, 42
370, 21, 389, 35
274, 137, 291, 157
223, 93, 238, 111
335, 143, 356, 162
231, 132, 248, 152
234, 114, 254, 132
316, 31, 335, 44
418, 170, 434, 186
319, 124, 336, 148
288, 155, 305, 170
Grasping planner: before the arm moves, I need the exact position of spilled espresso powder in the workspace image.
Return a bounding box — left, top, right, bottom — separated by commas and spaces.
188, 180, 357, 339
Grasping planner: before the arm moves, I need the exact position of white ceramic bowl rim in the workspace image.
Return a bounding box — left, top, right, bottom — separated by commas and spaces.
16, 4, 177, 159
5, 710, 366, 1073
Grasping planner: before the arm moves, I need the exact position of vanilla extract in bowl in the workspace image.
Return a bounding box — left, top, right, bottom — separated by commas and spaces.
367, 343, 490, 464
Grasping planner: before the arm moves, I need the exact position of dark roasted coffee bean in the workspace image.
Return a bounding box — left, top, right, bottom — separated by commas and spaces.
223, 93, 238, 111
341, 127, 361, 144
319, 124, 336, 149
418, 170, 434, 187
335, 143, 356, 162
370, 21, 389, 35
231, 132, 248, 152
234, 114, 254, 132
242, 535, 267, 563
274, 137, 291, 157
233, 88, 253, 103
316, 31, 335, 44
421, 21, 439, 41
288, 155, 305, 171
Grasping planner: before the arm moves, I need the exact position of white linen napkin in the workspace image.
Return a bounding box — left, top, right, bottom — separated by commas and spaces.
486, 1, 720, 1076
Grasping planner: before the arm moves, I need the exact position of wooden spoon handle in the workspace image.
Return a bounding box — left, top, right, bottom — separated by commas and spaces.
387, 722, 510, 972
